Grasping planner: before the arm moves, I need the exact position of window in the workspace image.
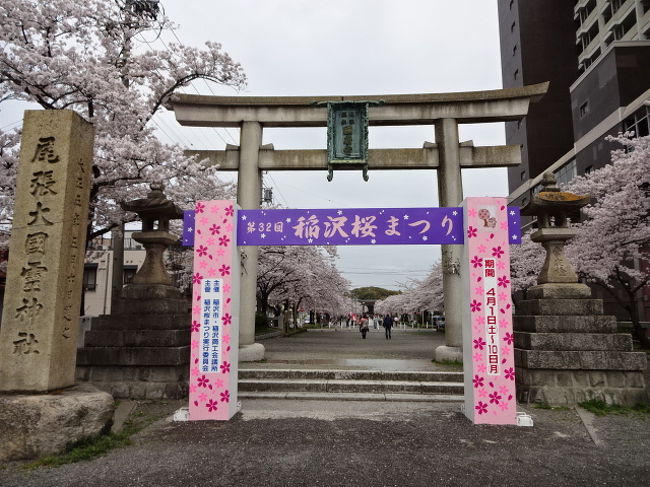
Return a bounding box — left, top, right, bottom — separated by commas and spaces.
511, 21, 516, 32
83, 265, 97, 291
578, 0, 596, 23
603, 6, 612, 24
124, 235, 143, 250
583, 48, 601, 69
623, 105, 650, 137
579, 100, 590, 118
582, 21, 600, 48
554, 159, 577, 186
509, 0, 514, 10
514, 69, 519, 80
520, 170, 526, 181
585, 165, 593, 174
643, 0, 650, 14
513, 44, 518, 56
123, 265, 137, 284
614, 9, 636, 40
602, 0, 624, 24
612, 0, 624, 14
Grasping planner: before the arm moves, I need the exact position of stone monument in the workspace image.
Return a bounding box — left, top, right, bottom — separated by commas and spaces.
77, 183, 191, 399
514, 174, 647, 405
0, 110, 113, 461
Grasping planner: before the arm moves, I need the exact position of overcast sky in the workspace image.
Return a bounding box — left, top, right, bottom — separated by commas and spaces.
3, 0, 510, 290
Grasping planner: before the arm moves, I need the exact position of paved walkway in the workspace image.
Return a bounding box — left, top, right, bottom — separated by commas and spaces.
253, 328, 450, 371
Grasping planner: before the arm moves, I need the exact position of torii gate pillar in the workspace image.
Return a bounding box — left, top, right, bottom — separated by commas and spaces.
237, 122, 265, 361
435, 118, 464, 362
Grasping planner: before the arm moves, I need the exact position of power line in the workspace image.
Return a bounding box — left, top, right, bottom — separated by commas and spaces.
150, 118, 178, 145
153, 113, 195, 148
132, 32, 209, 148
0, 120, 22, 131
267, 172, 290, 207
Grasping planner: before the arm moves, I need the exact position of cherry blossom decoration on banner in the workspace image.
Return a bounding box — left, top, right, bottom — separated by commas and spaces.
462, 197, 516, 425
189, 200, 240, 421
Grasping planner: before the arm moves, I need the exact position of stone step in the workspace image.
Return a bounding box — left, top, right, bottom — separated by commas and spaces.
112, 299, 190, 315
84, 329, 190, 348
514, 349, 647, 371
238, 368, 463, 383
517, 299, 603, 316
89, 313, 191, 331
238, 392, 464, 402
77, 346, 190, 366
514, 332, 633, 351
238, 378, 464, 395
514, 315, 617, 333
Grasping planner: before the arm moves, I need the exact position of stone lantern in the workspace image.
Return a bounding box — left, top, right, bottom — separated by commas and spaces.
514, 173, 646, 405
77, 182, 190, 399
522, 172, 591, 298
120, 182, 184, 288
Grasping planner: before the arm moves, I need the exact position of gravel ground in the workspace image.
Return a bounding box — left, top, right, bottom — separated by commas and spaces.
2, 333, 647, 486
1, 400, 648, 487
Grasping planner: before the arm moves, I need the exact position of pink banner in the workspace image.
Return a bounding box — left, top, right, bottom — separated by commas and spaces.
189, 200, 240, 421
462, 197, 516, 425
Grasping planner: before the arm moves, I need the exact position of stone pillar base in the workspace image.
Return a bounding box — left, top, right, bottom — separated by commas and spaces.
516, 369, 647, 405
76, 365, 189, 399
239, 343, 265, 362
515, 296, 647, 406
0, 383, 114, 462
435, 345, 463, 363
76, 289, 191, 399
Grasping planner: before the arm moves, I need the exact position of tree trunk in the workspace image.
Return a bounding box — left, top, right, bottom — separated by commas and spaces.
625, 288, 650, 348
596, 281, 650, 349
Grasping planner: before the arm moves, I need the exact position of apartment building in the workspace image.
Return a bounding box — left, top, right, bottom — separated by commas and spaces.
499, 0, 650, 208
498, 0, 650, 322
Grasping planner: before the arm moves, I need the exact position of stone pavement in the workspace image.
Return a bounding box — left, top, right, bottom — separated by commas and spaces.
1, 331, 648, 486
253, 327, 450, 371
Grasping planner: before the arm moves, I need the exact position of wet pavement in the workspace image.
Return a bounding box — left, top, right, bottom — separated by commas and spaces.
252, 327, 451, 371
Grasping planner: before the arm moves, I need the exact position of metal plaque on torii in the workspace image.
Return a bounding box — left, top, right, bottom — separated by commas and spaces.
326, 102, 374, 181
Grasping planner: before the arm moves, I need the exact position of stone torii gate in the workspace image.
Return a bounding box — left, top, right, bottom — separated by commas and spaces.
170, 82, 547, 362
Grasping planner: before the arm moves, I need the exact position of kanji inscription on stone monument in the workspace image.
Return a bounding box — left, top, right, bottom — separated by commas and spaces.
0, 110, 94, 392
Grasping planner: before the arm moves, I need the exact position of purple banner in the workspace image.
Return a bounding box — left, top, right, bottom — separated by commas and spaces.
507, 206, 521, 244
182, 210, 195, 246
238, 207, 463, 246
182, 207, 522, 247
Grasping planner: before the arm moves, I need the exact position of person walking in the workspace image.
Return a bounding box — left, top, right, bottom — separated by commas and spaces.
382, 314, 394, 340
359, 314, 370, 339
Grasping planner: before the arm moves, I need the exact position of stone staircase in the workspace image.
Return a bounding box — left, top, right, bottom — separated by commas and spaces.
238, 369, 464, 402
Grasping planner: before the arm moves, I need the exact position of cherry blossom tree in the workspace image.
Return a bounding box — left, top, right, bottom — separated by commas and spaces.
509, 135, 649, 346
509, 230, 544, 293
0, 0, 245, 244
375, 261, 443, 317
565, 134, 650, 346
256, 245, 350, 324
